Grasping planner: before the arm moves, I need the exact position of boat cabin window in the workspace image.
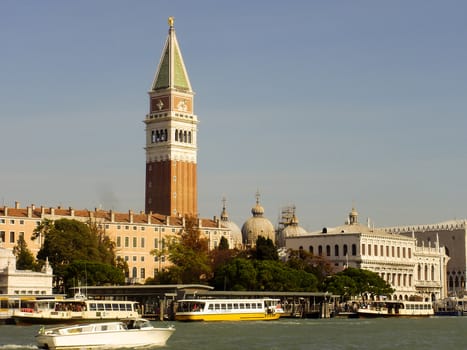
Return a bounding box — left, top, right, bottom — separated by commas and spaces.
119, 303, 126, 310
227, 303, 233, 310
126, 304, 133, 311
239, 303, 245, 309
90, 303, 97, 311
105, 303, 112, 310
97, 303, 105, 311
233, 303, 239, 309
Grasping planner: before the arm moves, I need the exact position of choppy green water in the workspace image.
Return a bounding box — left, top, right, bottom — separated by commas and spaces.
1, 317, 466, 350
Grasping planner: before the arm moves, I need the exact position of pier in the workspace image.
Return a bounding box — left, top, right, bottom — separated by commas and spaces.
72, 285, 339, 320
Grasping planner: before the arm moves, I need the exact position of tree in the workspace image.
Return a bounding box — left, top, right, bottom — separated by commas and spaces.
212, 257, 258, 291
218, 236, 229, 250
324, 267, 394, 299
253, 236, 278, 261
156, 216, 211, 284
13, 235, 37, 271
211, 257, 319, 292
254, 260, 318, 292
64, 260, 125, 288
33, 218, 124, 292
286, 249, 334, 284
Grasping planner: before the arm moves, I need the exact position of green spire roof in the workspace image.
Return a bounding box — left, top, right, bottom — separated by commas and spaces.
152, 18, 192, 92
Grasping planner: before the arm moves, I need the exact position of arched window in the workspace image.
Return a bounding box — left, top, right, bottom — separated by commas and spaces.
179, 130, 183, 141
318, 245, 323, 256
132, 267, 137, 278
352, 244, 357, 256
188, 131, 192, 143
309, 246, 313, 254
326, 245, 331, 256
151, 130, 156, 143
183, 130, 187, 142
343, 244, 348, 256
418, 265, 421, 280
175, 129, 179, 141
334, 244, 339, 257
431, 265, 435, 281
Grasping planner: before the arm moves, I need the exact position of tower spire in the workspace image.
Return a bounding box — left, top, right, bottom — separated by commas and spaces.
145, 18, 198, 216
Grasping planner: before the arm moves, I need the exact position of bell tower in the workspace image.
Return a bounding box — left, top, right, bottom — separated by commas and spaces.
144, 17, 198, 216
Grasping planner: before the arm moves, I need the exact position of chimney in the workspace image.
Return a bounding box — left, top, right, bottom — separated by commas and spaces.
129, 210, 134, 224
110, 210, 115, 222
27, 206, 32, 218
147, 212, 151, 225
15, 201, 20, 209
69, 207, 75, 217
4, 206, 8, 216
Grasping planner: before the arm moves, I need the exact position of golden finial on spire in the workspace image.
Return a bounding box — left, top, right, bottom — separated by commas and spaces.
168, 16, 174, 28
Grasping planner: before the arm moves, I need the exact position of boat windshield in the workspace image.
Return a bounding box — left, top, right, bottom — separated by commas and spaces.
177, 301, 205, 312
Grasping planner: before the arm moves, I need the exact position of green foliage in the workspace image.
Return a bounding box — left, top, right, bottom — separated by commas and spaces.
286, 249, 334, 284
324, 267, 395, 299
255, 260, 318, 291
64, 260, 125, 288
218, 236, 229, 250
253, 236, 278, 260
33, 218, 123, 293
161, 216, 211, 284
13, 235, 37, 271
212, 258, 258, 291
211, 257, 318, 292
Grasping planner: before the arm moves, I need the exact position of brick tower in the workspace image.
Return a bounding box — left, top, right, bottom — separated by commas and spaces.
144, 17, 198, 216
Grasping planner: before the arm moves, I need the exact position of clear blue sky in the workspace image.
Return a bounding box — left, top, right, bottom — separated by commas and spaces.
2, 0, 466, 230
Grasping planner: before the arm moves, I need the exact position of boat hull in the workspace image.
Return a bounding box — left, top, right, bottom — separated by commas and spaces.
36, 324, 174, 350
357, 301, 434, 318
176, 312, 280, 322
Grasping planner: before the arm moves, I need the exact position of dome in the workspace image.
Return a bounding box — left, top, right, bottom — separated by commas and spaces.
219, 201, 242, 248
282, 215, 307, 238
241, 193, 275, 246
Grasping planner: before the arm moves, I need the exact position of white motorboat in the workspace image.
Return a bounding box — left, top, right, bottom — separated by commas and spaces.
35, 318, 175, 350
357, 300, 434, 318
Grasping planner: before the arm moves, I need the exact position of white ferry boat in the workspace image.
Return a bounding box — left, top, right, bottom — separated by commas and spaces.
35, 318, 175, 350
175, 298, 284, 321
357, 300, 434, 318
13, 296, 140, 324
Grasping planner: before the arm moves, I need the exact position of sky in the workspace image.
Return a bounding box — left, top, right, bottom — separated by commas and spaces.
1, 0, 467, 231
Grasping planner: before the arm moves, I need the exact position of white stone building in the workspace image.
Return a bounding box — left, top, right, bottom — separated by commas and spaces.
0, 247, 53, 295
285, 207, 450, 301
384, 220, 467, 296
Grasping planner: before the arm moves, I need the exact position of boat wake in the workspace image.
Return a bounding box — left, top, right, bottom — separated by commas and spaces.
0, 345, 38, 350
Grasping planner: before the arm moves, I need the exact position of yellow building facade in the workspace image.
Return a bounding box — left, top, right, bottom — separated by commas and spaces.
0, 202, 233, 285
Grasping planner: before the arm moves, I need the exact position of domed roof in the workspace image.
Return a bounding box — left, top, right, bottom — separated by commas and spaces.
219, 200, 242, 247
241, 192, 275, 246
282, 214, 307, 238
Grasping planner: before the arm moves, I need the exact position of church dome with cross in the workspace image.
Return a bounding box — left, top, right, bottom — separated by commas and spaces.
241, 192, 275, 247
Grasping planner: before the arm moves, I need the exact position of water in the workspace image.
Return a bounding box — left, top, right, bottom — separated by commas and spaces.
1, 317, 466, 350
